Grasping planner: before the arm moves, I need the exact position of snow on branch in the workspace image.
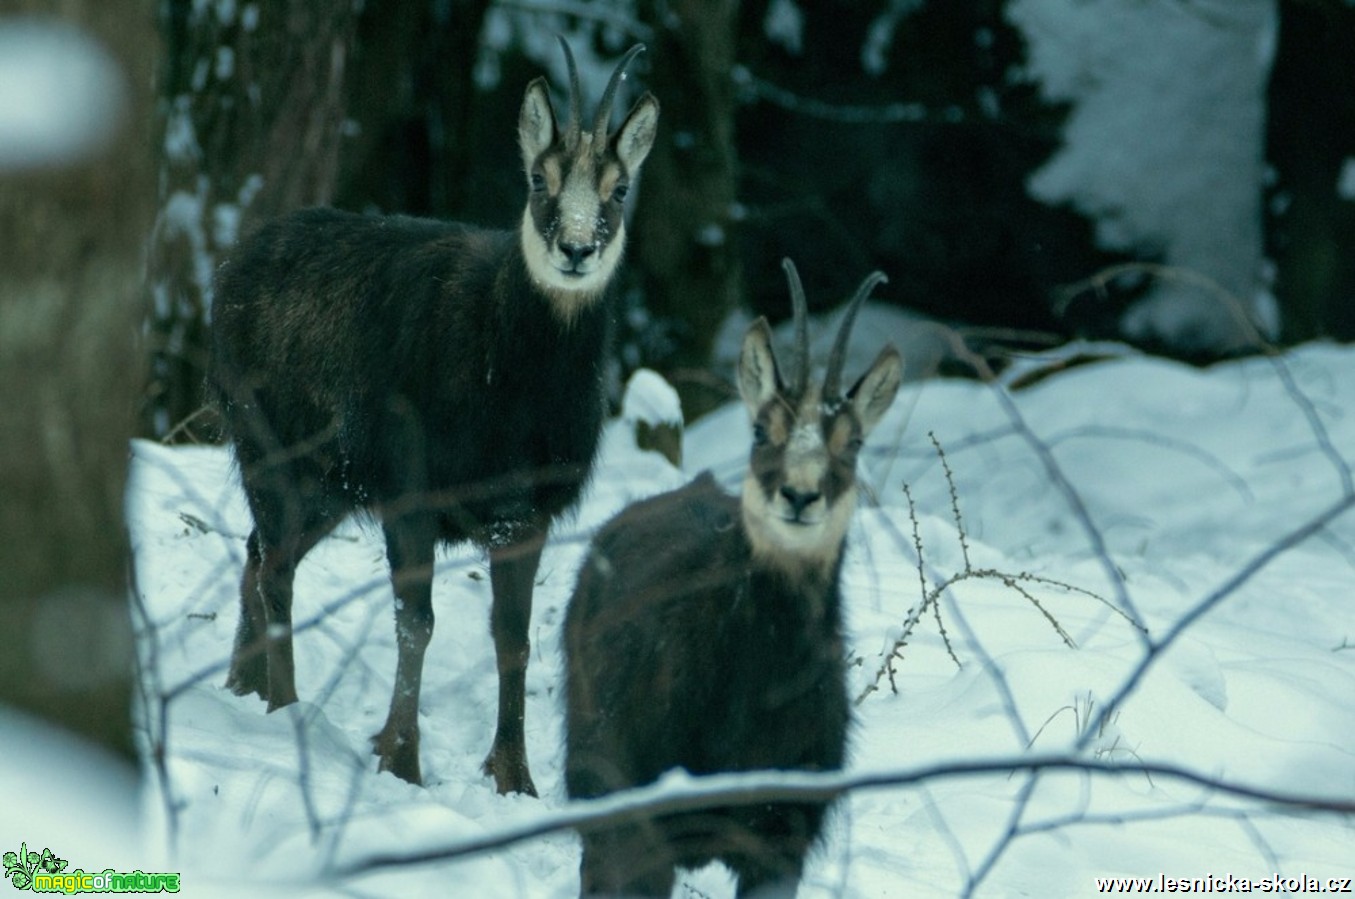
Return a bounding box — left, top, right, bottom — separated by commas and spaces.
335, 755, 1355, 878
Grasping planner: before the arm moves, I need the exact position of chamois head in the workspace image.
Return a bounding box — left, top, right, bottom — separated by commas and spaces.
738, 259, 904, 575
518, 38, 659, 317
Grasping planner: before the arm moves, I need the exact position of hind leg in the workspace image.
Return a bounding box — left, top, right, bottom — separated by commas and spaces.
372, 513, 437, 784
579, 826, 676, 898
226, 530, 269, 697
227, 477, 339, 709
730, 806, 818, 899
734, 864, 802, 899
228, 526, 310, 708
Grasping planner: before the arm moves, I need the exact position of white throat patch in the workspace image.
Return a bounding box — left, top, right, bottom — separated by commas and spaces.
742, 473, 855, 578
520, 206, 624, 323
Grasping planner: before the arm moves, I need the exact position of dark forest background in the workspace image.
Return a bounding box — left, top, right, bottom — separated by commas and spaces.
0, 0, 1352, 763
141, 0, 1355, 433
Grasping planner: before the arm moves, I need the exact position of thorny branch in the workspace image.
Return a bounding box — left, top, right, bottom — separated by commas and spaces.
857, 430, 1135, 703
931, 323, 1145, 631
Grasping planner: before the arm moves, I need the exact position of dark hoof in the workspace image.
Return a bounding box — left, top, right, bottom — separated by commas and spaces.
373, 729, 423, 786
483, 747, 537, 797
228, 670, 298, 712
264, 691, 298, 713
225, 668, 267, 701
227, 646, 299, 707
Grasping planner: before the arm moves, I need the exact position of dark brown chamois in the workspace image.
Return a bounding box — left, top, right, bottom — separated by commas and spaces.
563, 260, 904, 896
208, 39, 659, 795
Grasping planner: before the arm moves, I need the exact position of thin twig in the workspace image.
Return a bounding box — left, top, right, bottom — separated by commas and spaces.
931, 431, 970, 570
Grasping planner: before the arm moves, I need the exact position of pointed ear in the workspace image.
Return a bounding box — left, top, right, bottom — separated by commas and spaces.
614, 92, 659, 174
847, 345, 903, 437
738, 318, 782, 419
519, 77, 556, 173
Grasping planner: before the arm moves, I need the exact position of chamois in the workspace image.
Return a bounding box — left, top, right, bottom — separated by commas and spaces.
563, 260, 904, 897
208, 39, 659, 795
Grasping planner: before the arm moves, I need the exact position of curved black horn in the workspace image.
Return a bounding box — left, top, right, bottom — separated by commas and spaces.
592, 43, 646, 149
781, 258, 810, 396
557, 35, 584, 150
823, 270, 887, 399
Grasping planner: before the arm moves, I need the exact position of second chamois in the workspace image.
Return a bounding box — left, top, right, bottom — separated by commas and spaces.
564, 260, 904, 896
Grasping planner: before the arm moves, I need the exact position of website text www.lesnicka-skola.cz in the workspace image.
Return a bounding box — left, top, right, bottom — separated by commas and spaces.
1095, 874, 1354, 893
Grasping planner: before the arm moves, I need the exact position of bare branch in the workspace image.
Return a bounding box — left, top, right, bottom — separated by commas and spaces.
733, 65, 947, 126
1059, 262, 1353, 498
1080, 490, 1355, 749
334, 756, 1355, 877
1044, 424, 1255, 504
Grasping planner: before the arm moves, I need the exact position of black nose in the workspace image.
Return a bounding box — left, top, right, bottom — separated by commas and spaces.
560, 242, 596, 268
780, 486, 821, 517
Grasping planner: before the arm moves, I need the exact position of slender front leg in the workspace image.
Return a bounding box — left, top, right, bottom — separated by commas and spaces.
373, 515, 437, 785
483, 530, 545, 796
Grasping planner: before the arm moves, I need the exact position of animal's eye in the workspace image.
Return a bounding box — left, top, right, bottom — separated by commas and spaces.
612, 182, 629, 202
752, 423, 769, 446
530, 172, 546, 193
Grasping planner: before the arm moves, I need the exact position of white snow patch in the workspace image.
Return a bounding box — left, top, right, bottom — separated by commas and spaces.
212, 203, 241, 249
0, 707, 140, 865
1166, 637, 1228, 713
161, 187, 215, 298
163, 97, 201, 162
1338, 157, 1355, 201
695, 222, 726, 246
0, 20, 126, 170
476, 3, 647, 121
238, 172, 265, 210
862, 0, 925, 77
622, 368, 683, 426
763, 0, 804, 56
214, 0, 237, 26
214, 45, 235, 81
1009, 0, 1278, 352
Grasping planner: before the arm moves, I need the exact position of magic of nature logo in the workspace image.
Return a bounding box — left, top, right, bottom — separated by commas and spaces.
3, 843, 180, 894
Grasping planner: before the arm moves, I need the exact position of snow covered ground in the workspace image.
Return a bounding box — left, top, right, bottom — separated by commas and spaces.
123, 339, 1355, 896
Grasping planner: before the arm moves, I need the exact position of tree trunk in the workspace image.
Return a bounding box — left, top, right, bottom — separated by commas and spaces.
0, 1, 155, 761
1266, 0, 1355, 343
633, 0, 742, 421
145, 0, 359, 438
338, 0, 493, 218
